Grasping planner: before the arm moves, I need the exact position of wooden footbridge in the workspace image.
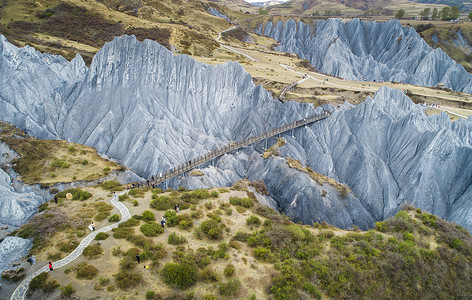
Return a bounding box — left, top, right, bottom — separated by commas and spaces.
147, 110, 331, 188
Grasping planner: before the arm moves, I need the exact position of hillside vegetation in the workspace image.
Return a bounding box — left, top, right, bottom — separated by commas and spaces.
12, 183, 472, 299
0, 0, 246, 63
0, 121, 122, 185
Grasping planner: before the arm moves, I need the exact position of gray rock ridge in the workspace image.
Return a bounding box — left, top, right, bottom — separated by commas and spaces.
0, 34, 314, 177
1, 34, 472, 231
208, 8, 231, 23
0, 236, 32, 274
256, 18, 472, 93
169, 87, 472, 230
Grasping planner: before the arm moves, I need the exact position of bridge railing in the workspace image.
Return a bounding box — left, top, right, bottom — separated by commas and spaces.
145, 111, 331, 187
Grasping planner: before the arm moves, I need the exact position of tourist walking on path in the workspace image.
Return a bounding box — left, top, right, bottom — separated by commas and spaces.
161, 219, 166, 229
48, 262, 53, 271
54, 196, 58, 204
174, 204, 178, 212
136, 253, 140, 264
31, 255, 36, 266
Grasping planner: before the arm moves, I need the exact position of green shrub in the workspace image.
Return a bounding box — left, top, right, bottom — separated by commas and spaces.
192, 189, 211, 199
133, 200, 138, 206
58, 240, 79, 253
76, 263, 99, 280
118, 194, 130, 201
83, 244, 103, 258
114, 269, 143, 289
202, 295, 218, 300
95, 232, 109, 241
118, 218, 140, 228
375, 221, 388, 232
254, 247, 272, 261
101, 180, 121, 190
168, 232, 187, 245
98, 277, 110, 286
81, 159, 88, 165
218, 278, 240, 296
140, 222, 164, 237
60, 283, 76, 297
246, 215, 261, 226
201, 219, 223, 240
224, 263, 235, 277
229, 196, 253, 208
161, 262, 198, 289
302, 283, 322, 299
150, 196, 173, 210
94, 211, 111, 221
108, 214, 120, 222
146, 291, 156, 300
210, 191, 219, 198
28, 272, 59, 295
128, 188, 145, 198
56, 188, 92, 200
142, 210, 155, 221
200, 267, 218, 281
52, 158, 70, 168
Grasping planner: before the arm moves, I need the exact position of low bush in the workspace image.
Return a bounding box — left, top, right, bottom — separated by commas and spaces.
76, 263, 99, 280
118, 218, 140, 227
224, 263, 235, 277
150, 196, 173, 210
140, 222, 164, 237
229, 196, 254, 208
83, 244, 103, 258
101, 180, 121, 190
114, 269, 143, 289
94, 211, 111, 221
200, 219, 223, 240
219, 278, 240, 296
95, 232, 109, 240
142, 210, 155, 221
108, 214, 120, 222
246, 215, 261, 226
60, 283, 76, 297
168, 232, 187, 245
200, 267, 218, 282
112, 227, 135, 239
118, 193, 130, 201
56, 188, 92, 200
128, 188, 145, 198
28, 272, 60, 295
161, 262, 198, 289
146, 291, 156, 300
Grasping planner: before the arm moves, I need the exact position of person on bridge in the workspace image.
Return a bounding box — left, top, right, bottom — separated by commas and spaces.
49, 262, 53, 271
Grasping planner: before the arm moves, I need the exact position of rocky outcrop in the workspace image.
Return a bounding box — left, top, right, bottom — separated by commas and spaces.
256, 19, 472, 93
0, 237, 32, 274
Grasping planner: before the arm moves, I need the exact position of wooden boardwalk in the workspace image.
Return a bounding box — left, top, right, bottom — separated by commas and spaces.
149, 110, 331, 187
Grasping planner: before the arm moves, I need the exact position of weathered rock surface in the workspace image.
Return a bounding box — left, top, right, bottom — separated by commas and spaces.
0, 34, 471, 231
0, 237, 31, 273
0, 168, 44, 227
256, 19, 472, 93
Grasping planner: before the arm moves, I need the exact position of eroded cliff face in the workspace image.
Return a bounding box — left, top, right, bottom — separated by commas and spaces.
257, 19, 472, 93
0, 34, 471, 231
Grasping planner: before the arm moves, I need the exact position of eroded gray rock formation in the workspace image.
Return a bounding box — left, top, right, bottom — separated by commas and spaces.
0, 236, 32, 274
256, 19, 472, 93
0, 34, 471, 231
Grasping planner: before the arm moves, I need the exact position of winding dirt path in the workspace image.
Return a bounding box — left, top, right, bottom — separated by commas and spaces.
10, 191, 131, 300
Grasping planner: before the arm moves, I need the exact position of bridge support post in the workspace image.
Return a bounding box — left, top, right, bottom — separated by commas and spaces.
264, 139, 268, 149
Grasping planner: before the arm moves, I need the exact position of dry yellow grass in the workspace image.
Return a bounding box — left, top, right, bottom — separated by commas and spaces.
286, 157, 351, 197
263, 137, 285, 158
1, 123, 122, 185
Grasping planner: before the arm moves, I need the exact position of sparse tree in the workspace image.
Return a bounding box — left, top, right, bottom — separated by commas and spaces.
450, 6, 460, 20
258, 8, 268, 15
325, 10, 332, 16
469, 10, 472, 20
440, 6, 451, 20
395, 9, 406, 19
420, 8, 431, 20
432, 7, 439, 19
